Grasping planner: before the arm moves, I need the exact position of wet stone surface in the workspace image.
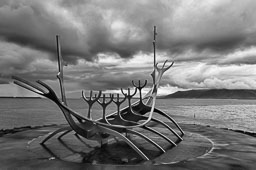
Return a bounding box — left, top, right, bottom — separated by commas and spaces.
28, 126, 199, 165
0, 123, 256, 169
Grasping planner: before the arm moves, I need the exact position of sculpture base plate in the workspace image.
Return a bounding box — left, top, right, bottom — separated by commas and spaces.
0, 123, 256, 169
28, 127, 211, 165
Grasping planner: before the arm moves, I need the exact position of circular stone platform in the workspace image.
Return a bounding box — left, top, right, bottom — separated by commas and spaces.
28, 127, 211, 165
0, 123, 256, 169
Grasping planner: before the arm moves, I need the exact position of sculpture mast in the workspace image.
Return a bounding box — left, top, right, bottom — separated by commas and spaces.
56, 35, 67, 106
153, 26, 157, 71
145, 26, 157, 104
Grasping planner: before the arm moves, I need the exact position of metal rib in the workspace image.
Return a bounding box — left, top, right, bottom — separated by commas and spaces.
151, 117, 183, 141
57, 129, 73, 139
143, 125, 176, 146
98, 126, 149, 160
154, 108, 185, 135
126, 129, 165, 153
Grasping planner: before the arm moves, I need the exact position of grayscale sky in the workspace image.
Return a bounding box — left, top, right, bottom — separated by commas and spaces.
1, 0, 256, 97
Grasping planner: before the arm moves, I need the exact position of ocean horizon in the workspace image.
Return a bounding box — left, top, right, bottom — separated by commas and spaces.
0, 98, 255, 133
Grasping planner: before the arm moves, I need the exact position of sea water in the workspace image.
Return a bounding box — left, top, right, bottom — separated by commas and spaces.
0, 98, 255, 133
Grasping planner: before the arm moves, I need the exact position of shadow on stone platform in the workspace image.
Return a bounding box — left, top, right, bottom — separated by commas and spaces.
0, 123, 256, 170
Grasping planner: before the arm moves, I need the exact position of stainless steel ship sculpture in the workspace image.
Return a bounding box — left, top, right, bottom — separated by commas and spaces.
12, 26, 184, 161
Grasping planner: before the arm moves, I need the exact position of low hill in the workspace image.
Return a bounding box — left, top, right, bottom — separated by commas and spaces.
162, 89, 256, 99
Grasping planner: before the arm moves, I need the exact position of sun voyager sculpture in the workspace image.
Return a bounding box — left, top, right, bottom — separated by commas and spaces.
12, 26, 184, 163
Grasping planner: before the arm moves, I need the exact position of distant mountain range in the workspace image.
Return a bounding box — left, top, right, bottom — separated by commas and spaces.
161, 89, 256, 99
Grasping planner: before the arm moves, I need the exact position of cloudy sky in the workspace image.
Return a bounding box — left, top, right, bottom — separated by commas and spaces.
1, 0, 256, 97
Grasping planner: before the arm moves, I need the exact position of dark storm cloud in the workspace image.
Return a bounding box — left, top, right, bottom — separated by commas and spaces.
2, 0, 256, 97
215, 47, 256, 65
0, 0, 90, 63
0, 40, 58, 82
1, 0, 255, 65
73, 68, 153, 90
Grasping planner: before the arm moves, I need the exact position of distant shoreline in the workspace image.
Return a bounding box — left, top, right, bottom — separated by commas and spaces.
2, 96, 256, 100
157, 96, 256, 100
161, 89, 256, 99
0, 96, 42, 99
0, 123, 255, 138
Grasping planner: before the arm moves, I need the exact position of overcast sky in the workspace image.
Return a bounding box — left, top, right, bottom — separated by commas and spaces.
1, 0, 256, 97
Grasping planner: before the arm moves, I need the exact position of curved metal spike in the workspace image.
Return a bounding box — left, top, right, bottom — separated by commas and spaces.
132, 80, 136, 87
31, 82, 90, 122
36, 80, 60, 100
120, 88, 127, 97
97, 94, 113, 106
12, 76, 46, 94
82, 90, 89, 102
155, 63, 161, 72
132, 80, 147, 103
114, 93, 119, 103
13, 80, 43, 96
112, 94, 127, 122
82, 90, 101, 119
163, 61, 174, 72
113, 94, 126, 105
155, 62, 159, 69
119, 94, 127, 104
82, 90, 102, 103
103, 94, 106, 103
142, 80, 148, 88
106, 94, 114, 105
132, 88, 137, 96
148, 60, 174, 104
89, 90, 93, 100
127, 88, 137, 97
13, 76, 61, 103
121, 88, 137, 98
162, 60, 167, 68
95, 91, 102, 100
97, 94, 113, 124
132, 80, 147, 89
113, 93, 119, 103
155, 60, 174, 73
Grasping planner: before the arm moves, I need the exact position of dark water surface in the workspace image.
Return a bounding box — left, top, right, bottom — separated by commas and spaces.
0, 98, 255, 133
